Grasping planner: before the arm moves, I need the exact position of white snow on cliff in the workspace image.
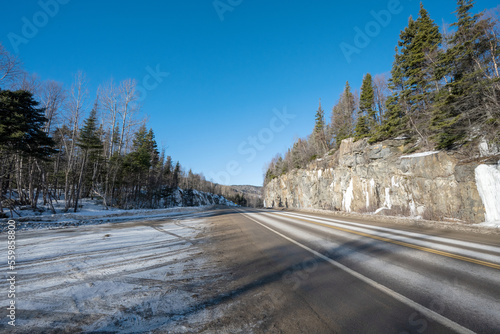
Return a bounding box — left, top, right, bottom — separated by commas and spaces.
342, 179, 354, 212
475, 163, 500, 223
400, 151, 440, 159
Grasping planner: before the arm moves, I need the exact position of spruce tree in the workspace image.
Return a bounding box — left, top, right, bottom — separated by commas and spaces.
77, 107, 102, 153
431, 0, 495, 149
331, 81, 355, 148
375, 6, 441, 144
313, 99, 328, 153
372, 46, 408, 142
314, 99, 325, 135
173, 161, 181, 188
355, 73, 374, 140
0, 89, 55, 159
75, 105, 103, 212
128, 126, 158, 173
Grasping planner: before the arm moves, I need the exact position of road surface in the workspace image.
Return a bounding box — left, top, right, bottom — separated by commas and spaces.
1, 207, 499, 333
219, 208, 500, 333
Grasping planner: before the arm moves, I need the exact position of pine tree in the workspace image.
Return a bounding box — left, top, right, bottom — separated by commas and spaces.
331, 81, 355, 148
372, 46, 408, 142
77, 107, 102, 152
374, 6, 441, 145
0, 89, 56, 159
74, 104, 103, 212
431, 0, 496, 149
128, 125, 159, 173
313, 99, 328, 153
173, 161, 181, 188
355, 73, 374, 140
314, 99, 325, 134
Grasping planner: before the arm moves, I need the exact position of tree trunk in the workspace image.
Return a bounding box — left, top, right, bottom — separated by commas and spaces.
74, 151, 88, 213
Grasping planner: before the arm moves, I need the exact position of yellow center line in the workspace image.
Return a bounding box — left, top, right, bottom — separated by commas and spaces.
271, 213, 500, 270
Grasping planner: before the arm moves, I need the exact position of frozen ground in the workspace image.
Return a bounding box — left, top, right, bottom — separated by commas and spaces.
0, 198, 217, 232
0, 210, 231, 333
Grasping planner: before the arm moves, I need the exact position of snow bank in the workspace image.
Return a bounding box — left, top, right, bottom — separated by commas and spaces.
400, 151, 440, 159
475, 163, 500, 223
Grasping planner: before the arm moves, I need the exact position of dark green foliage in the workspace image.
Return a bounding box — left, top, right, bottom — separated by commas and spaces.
431, 0, 498, 149
0, 89, 56, 159
372, 94, 406, 142
265, 0, 500, 185
314, 100, 325, 135
355, 73, 374, 140
126, 125, 159, 173
229, 193, 248, 207
331, 81, 355, 148
375, 5, 442, 145
78, 107, 102, 152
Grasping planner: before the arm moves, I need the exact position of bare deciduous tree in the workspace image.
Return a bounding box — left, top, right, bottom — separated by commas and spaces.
373, 74, 389, 124
62, 71, 88, 210
118, 78, 140, 155
39, 80, 66, 134
0, 43, 22, 87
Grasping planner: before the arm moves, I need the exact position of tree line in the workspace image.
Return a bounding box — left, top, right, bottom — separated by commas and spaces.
0, 47, 252, 217
265, 0, 499, 185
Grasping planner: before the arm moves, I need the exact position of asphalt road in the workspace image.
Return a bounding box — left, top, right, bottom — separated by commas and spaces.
220, 208, 500, 334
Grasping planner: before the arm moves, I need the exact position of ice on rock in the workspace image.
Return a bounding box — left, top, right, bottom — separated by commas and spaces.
342, 179, 354, 212
400, 151, 440, 159
475, 163, 500, 222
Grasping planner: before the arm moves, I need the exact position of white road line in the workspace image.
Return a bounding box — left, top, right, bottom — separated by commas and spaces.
272, 213, 500, 262
239, 210, 475, 334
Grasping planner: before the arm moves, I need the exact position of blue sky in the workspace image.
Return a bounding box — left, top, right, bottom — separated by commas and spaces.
1, 0, 498, 186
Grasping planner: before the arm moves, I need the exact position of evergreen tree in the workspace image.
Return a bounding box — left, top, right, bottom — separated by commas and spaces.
127, 125, 159, 173
77, 107, 102, 152
431, 0, 496, 149
173, 161, 181, 188
375, 6, 441, 144
314, 99, 325, 134
355, 73, 374, 140
75, 105, 103, 212
0, 89, 56, 159
313, 99, 328, 153
331, 81, 355, 148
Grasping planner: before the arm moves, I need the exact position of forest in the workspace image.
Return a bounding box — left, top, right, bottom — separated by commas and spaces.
265, 0, 500, 185
0, 47, 258, 217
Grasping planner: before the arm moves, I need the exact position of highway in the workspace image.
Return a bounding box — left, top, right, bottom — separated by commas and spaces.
227, 209, 500, 333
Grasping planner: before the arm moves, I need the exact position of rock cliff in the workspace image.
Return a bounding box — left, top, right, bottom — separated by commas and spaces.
162, 187, 237, 208
264, 138, 500, 224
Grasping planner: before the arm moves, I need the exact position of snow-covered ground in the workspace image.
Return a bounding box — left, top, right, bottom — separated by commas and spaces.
0, 210, 227, 333
0, 198, 225, 232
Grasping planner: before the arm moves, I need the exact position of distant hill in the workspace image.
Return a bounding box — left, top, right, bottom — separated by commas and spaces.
219, 184, 263, 207
229, 185, 262, 197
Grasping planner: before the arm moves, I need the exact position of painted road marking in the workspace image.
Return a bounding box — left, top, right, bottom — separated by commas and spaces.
271, 212, 500, 270
239, 211, 475, 334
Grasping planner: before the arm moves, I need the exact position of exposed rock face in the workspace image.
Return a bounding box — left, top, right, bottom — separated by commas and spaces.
264, 138, 500, 224
162, 188, 237, 208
